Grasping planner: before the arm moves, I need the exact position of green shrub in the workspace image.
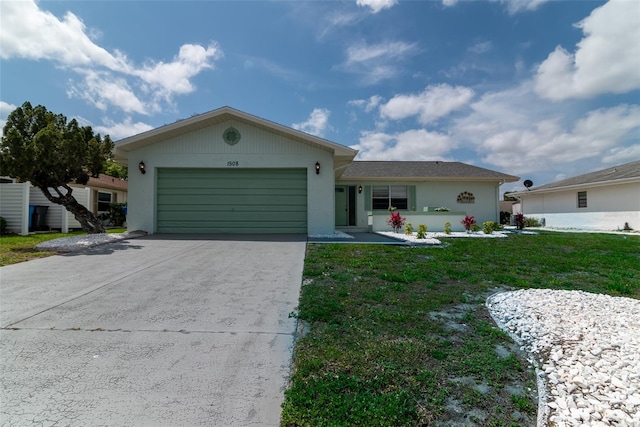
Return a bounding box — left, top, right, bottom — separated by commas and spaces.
525, 217, 541, 227
416, 224, 427, 239
482, 221, 500, 234
99, 203, 127, 227
444, 221, 452, 234
470, 223, 481, 232
0, 217, 7, 235
404, 222, 414, 235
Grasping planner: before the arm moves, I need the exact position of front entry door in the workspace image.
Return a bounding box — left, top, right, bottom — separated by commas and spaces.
335, 186, 348, 226
335, 186, 357, 226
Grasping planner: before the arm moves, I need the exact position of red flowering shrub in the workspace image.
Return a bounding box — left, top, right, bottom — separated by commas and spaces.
461, 215, 476, 232
387, 211, 406, 233
514, 212, 526, 230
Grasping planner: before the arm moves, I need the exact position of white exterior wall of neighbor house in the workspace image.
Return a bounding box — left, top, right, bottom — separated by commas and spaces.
125, 119, 336, 234
336, 180, 501, 231
520, 181, 640, 230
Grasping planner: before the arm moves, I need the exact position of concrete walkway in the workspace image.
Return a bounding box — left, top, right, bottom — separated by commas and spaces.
0, 235, 306, 426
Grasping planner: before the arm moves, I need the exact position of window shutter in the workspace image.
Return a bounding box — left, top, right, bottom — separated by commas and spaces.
364, 185, 372, 211
408, 185, 417, 211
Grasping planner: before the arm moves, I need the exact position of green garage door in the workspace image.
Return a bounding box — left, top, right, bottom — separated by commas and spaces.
157, 168, 307, 233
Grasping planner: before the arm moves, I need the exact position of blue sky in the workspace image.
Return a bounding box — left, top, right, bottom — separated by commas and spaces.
1, 0, 639, 194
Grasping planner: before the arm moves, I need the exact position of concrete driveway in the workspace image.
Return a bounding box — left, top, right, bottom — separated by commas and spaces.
0, 234, 306, 426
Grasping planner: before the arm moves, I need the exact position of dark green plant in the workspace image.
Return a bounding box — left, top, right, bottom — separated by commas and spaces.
500, 211, 511, 225
0, 217, 7, 235
108, 203, 127, 227
416, 224, 427, 239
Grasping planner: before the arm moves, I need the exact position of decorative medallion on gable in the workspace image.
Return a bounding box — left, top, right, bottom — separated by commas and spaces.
223, 127, 241, 146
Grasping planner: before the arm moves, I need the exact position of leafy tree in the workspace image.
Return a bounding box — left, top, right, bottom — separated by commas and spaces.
104, 160, 128, 179
1, 102, 114, 234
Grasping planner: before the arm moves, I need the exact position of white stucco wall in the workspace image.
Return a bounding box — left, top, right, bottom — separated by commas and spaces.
519, 181, 640, 230
336, 179, 502, 231
124, 119, 336, 234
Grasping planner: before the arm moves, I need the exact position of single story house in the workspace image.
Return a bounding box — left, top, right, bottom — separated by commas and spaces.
511, 160, 640, 231
0, 174, 127, 235
113, 106, 518, 235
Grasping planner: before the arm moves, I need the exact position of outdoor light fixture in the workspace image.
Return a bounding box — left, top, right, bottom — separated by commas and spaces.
139, 161, 146, 174
315, 161, 320, 175
358, 185, 363, 194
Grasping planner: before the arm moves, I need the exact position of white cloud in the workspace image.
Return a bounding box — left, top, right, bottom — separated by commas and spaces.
0, 1, 128, 70
0, 101, 18, 137
352, 129, 455, 160
292, 108, 331, 137
67, 70, 148, 114
443, 0, 549, 13
455, 83, 640, 174
499, 0, 550, 14
379, 84, 474, 124
356, 0, 398, 13
339, 40, 418, 85
602, 145, 640, 165
94, 117, 154, 140
0, 101, 17, 116
134, 43, 222, 97
0, 0, 223, 114
468, 41, 492, 54
535, 0, 640, 100
348, 95, 383, 113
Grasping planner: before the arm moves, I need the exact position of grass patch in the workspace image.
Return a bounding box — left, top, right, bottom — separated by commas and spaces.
282, 232, 639, 426
0, 228, 126, 266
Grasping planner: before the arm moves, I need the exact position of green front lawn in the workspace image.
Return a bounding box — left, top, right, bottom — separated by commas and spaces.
281, 232, 639, 426
0, 228, 126, 266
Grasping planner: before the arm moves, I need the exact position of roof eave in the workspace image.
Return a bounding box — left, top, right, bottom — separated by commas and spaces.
512, 176, 640, 197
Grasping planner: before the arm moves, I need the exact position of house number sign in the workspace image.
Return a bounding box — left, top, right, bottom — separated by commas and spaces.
227, 161, 239, 166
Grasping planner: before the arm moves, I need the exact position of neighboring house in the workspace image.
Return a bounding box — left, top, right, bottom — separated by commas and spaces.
511, 160, 640, 231
113, 106, 518, 235
78, 174, 128, 216
0, 174, 128, 235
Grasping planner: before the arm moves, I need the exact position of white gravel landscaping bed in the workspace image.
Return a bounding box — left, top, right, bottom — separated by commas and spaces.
377, 230, 513, 244
35, 230, 147, 252
487, 289, 640, 426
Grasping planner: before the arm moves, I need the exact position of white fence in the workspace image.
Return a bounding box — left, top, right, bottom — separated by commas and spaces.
0, 183, 90, 235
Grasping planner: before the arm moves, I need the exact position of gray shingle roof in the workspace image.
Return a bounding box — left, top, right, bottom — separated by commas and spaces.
530, 160, 640, 191
340, 161, 519, 181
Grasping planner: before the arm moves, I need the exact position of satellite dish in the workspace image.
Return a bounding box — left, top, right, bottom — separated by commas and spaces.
523, 179, 533, 190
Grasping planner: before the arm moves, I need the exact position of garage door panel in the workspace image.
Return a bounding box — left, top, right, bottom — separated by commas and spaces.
156, 168, 307, 233
158, 194, 306, 205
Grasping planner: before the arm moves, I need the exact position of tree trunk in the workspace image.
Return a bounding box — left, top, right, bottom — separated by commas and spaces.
37, 184, 106, 234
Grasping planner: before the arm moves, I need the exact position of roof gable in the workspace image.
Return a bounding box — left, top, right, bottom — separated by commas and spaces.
113, 106, 357, 162
339, 161, 519, 182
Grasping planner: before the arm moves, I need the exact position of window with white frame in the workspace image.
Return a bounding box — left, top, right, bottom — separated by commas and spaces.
97, 191, 112, 213
577, 191, 587, 208
372, 185, 408, 210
